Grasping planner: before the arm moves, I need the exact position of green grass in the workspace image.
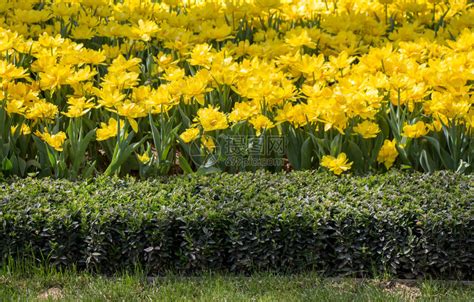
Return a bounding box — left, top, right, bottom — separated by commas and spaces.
0, 267, 472, 301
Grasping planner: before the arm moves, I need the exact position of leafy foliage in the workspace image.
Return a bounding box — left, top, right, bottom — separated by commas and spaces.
1, 170, 472, 279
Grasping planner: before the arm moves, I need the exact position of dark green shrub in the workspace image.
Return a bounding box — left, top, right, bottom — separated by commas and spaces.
0, 171, 472, 279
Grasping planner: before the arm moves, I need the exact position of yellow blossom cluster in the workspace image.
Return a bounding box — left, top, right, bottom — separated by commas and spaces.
0, 0, 472, 177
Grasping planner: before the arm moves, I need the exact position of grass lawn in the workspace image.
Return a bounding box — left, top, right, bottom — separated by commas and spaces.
1, 268, 472, 302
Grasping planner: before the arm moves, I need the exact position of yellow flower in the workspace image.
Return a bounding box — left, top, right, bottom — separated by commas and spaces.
275, 103, 308, 128
321, 153, 353, 175
249, 114, 274, 136
115, 102, 147, 132
96, 118, 122, 141
102, 71, 139, 89
182, 76, 211, 105
94, 86, 125, 108
137, 152, 151, 164
428, 118, 444, 132
229, 101, 259, 123
11, 124, 31, 135
35, 129, 67, 152
180, 128, 200, 143
254, 0, 282, 10
62, 96, 95, 118
67, 66, 97, 85
25, 100, 58, 121
108, 55, 142, 74
132, 19, 159, 42
39, 64, 73, 90
163, 0, 180, 6
0, 60, 28, 80
403, 121, 428, 138
5, 100, 25, 115
207, 24, 234, 41
162, 67, 185, 82
377, 139, 399, 169
329, 51, 355, 70
196, 106, 228, 132
201, 136, 215, 151
353, 120, 380, 139
188, 43, 213, 67
70, 25, 95, 40
285, 30, 315, 49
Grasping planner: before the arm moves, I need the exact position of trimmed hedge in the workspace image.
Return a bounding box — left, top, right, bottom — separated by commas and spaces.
0, 171, 473, 279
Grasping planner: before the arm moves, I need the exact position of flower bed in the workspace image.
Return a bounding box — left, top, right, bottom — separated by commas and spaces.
0, 0, 472, 179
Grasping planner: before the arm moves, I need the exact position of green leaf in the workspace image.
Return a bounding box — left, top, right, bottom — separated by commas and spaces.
149, 114, 161, 150
286, 128, 301, 169
345, 140, 364, 171
419, 150, 436, 173
17, 157, 27, 176
330, 135, 341, 155
72, 129, 96, 177
424, 135, 455, 170
378, 116, 390, 138
178, 155, 194, 174
300, 137, 313, 170
1, 158, 13, 171
455, 160, 470, 174
178, 107, 192, 128
395, 144, 411, 165
370, 134, 385, 165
